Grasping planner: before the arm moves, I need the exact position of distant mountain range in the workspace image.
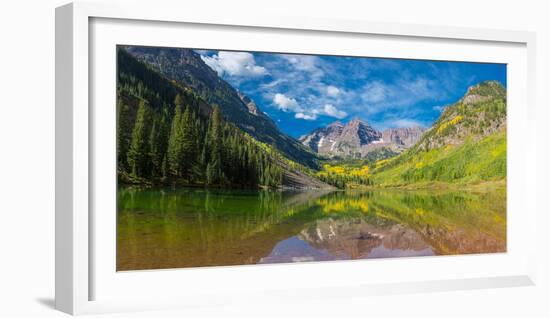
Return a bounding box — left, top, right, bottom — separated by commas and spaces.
299, 118, 426, 159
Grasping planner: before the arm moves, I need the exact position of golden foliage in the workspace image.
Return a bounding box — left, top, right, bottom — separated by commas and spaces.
319, 164, 370, 178
350, 165, 370, 177
437, 115, 463, 134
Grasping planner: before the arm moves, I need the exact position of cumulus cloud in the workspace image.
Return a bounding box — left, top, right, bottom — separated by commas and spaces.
326, 85, 340, 97
273, 93, 302, 112
201, 51, 268, 77
272, 93, 347, 121
295, 113, 317, 120
323, 104, 347, 119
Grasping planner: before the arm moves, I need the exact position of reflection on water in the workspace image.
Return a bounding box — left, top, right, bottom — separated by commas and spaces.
117, 187, 506, 270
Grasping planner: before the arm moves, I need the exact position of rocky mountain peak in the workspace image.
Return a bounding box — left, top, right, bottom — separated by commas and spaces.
462, 80, 506, 105
328, 120, 344, 128
299, 119, 424, 159
340, 118, 381, 146
417, 81, 506, 151
348, 117, 367, 124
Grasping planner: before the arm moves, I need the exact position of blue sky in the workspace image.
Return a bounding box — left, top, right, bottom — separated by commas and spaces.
197, 50, 506, 138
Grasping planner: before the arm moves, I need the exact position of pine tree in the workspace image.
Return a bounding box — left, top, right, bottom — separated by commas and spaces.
180, 105, 199, 181
148, 119, 162, 177
127, 100, 151, 177
167, 95, 184, 178
205, 105, 224, 185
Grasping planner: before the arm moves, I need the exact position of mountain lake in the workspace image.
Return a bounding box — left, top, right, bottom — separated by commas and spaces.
117, 186, 506, 270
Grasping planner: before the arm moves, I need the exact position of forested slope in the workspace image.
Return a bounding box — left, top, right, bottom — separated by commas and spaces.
123, 46, 319, 169
117, 48, 285, 188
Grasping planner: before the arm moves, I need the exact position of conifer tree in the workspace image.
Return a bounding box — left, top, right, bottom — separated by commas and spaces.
127, 100, 151, 177
148, 120, 159, 176
167, 95, 185, 178
206, 105, 224, 185
180, 105, 199, 181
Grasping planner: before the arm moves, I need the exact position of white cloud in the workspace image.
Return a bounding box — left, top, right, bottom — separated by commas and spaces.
282, 55, 324, 78
326, 85, 340, 97
200, 51, 268, 77
323, 104, 347, 119
295, 113, 317, 120
273, 93, 302, 112
272, 93, 348, 121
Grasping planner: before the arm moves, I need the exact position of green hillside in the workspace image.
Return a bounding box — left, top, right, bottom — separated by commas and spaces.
370, 81, 507, 188
370, 131, 506, 187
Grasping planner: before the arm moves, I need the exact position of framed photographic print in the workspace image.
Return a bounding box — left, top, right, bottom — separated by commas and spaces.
56, 1, 538, 315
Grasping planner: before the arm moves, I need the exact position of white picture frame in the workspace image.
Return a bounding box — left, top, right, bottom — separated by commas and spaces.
56, 1, 538, 315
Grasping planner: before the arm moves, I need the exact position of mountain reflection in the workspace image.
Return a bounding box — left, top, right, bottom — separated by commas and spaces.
117, 186, 506, 270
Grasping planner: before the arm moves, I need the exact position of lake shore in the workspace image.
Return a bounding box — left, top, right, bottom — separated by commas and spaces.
353, 179, 506, 192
